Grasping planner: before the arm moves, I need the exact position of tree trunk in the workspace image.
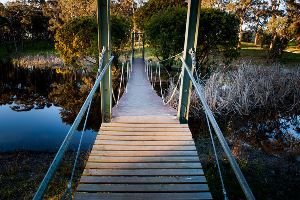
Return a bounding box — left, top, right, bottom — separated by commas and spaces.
237, 17, 244, 49
254, 32, 260, 46
269, 34, 277, 51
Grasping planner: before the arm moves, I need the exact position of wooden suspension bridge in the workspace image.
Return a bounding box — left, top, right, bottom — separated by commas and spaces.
33, 0, 255, 199
75, 58, 211, 199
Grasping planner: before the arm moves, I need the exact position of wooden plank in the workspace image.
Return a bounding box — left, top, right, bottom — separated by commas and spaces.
97, 135, 193, 141
74, 192, 213, 200
79, 176, 207, 184
99, 131, 190, 136
112, 116, 179, 124
102, 123, 189, 128
100, 127, 190, 132
85, 162, 202, 169
94, 140, 195, 146
77, 183, 209, 192
90, 150, 198, 156
88, 156, 200, 163
92, 145, 196, 151
83, 169, 204, 176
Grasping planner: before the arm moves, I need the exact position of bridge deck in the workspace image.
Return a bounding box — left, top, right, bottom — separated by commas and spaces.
75, 59, 211, 199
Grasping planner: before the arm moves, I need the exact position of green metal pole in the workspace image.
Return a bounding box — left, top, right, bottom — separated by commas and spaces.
178, 0, 201, 123
97, 0, 112, 122
131, 32, 135, 60
142, 33, 145, 61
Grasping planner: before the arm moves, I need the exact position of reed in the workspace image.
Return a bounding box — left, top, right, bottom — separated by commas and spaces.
166, 62, 300, 116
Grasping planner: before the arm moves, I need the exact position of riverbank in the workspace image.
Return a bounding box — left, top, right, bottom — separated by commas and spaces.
1, 142, 299, 200
0, 151, 88, 200
194, 135, 300, 200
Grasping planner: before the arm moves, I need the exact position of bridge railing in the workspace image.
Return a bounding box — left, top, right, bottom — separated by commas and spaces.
33, 55, 114, 200
180, 56, 255, 200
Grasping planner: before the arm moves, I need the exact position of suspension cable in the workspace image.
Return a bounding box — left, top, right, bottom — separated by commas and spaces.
205, 112, 228, 200
116, 63, 125, 105
163, 72, 182, 105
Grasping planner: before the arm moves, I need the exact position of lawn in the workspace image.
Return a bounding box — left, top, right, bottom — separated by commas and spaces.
0, 40, 57, 60
240, 42, 300, 66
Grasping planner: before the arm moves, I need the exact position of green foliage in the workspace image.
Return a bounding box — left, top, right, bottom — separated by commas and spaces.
111, 14, 132, 52
0, 1, 52, 55
55, 16, 97, 67
144, 8, 239, 69
145, 7, 186, 62
55, 15, 131, 67
134, 0, 186, 30
198, 9, 240, 66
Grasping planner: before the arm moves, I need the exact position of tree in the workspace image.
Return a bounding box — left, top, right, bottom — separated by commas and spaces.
145, 7, 186, 66
286, 0, 300, 43
264, 0, 299, 57
55, 15, 131, 67
145, 8, 239, 70
134, 0, 187, 30
197, 8, 239, 68
226, 0, 253, 49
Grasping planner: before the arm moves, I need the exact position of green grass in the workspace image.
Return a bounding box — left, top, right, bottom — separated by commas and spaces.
0, 40, 57, 60
240, 42, 300, 66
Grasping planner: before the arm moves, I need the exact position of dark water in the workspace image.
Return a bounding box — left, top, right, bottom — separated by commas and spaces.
0, 63, 101, 152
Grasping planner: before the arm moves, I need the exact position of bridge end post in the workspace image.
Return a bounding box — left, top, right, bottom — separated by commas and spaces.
97, 0, 112, 122
142, 33, 145, 61
132, 32, 135, 61
178, 0, 201, 123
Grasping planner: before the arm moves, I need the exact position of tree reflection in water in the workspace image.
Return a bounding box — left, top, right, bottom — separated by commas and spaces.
0, 62, 102, 132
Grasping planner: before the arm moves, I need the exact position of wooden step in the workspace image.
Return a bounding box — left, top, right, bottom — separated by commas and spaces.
85, 162, 202, 169
90, 150, 198, 156
75, 192, 212, 200
79, 176, 207, 184
94, 140, 195, 146
100, 127, 190, 132
77, 183, 209, 192
83, 169, 204, 176
102, 123, 188, 128
88, 156, 200, 163
99, 131, 190, 136
92, 145, 196, 151
97, 135, 193, 141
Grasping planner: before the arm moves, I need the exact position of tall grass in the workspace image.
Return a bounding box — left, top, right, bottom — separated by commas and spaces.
167, 62, 300, 116
12, 54, 63, 68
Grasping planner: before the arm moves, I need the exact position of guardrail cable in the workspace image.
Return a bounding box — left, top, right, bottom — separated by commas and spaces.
33, 50, 114, 200
180, 53, 255, 200
205, 112, 228, 200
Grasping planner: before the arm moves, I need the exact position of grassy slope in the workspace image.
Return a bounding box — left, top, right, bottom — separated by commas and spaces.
0, 40, 57, 60
240, 42, 300, 66
141, 42, 300, 67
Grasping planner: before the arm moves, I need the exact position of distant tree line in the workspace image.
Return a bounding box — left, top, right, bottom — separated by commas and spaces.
0, 1, 52, 53
0, 0, 132, 67
135, 0, 300, 59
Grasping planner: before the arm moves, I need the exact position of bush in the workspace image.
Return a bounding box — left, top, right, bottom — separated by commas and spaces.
197, 9, 239, 70
144, 8, 239, 71
145, 7, 186, 64
55, 15, 131, 67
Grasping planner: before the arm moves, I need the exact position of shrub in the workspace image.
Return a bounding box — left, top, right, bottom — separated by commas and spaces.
55, 15, 131, 68
145, 7, 186, 65
144, 8, 239, 71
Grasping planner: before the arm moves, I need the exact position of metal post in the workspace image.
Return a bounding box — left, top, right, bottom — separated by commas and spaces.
132, 32, 135, 60
142, 33, 145, 61
97, 0, 112, 122
178, 0, 201, 123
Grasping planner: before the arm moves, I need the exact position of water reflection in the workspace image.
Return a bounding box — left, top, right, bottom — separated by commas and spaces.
0, 63, 101, 152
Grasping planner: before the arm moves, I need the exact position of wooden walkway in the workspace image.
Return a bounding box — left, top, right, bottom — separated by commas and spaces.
75, 59, 211, 200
